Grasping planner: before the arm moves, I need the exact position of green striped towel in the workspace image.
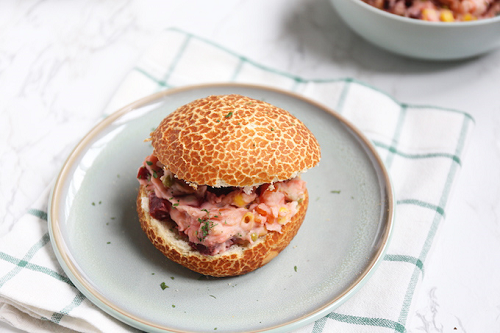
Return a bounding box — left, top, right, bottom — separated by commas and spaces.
0, 27, 473, 332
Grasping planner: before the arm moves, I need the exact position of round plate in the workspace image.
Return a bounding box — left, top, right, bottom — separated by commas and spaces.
49, 83, 394, 333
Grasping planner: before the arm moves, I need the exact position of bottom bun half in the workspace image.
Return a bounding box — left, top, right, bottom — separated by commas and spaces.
136, 185, 309, 277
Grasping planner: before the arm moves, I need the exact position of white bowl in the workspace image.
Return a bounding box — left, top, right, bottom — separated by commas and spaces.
329, 0, 500, 60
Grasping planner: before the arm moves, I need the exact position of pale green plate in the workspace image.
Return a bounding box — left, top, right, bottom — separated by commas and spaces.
49, 83, 394, 333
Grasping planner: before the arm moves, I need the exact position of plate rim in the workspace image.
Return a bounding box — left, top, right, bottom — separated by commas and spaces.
48, 82, 395, 333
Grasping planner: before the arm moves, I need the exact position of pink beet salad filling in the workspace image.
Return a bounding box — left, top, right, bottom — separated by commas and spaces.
137, 154, 307, 256
362, 0, 500, 21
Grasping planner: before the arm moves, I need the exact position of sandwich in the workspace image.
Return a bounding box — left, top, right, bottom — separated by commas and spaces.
136, 94, 321, 277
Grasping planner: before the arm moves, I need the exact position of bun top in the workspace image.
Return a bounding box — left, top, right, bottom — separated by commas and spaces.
151, 94, 321, 187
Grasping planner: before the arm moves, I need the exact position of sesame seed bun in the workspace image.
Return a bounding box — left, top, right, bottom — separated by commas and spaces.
151, 94, 321, 187
136, 185, 309, 277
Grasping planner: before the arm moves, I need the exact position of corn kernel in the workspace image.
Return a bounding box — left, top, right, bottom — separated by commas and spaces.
278, 207, 289, 217
422, 8, 438, 21
440, 9, 455, 22
277, 207, 289, 224
462, 13, 476, 21
233, 193, 246, 207
251, 232, 258, 242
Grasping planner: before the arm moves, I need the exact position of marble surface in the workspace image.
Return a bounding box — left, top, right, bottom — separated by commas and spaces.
1, 0, 499, 332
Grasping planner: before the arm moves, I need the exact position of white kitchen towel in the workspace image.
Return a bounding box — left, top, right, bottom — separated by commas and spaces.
0, 27, 474, 333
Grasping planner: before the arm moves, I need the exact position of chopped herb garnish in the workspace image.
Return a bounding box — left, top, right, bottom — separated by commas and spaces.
107, 242, 111, 244
160, 282, 168, 290
216, 119, 220, 123
99, 201, 102, 204
153, 171, 158, 178
237, 122, 241, 125
173, 203, 179, 207
198, 217, 217, 241
106, 222, 109, 225
92, 202, 95, 206
331, 190, 341, 194
171, 276, 175, 280
146, 161, 153, 165
172, 304, 176, 308
111, 217, 115, 220
210, 295, 216, 299
294, 266, 297, 272
271, 127, 274, 131
225, 111, 233, 118
196, 210, 218, 241
152, 273, 155, 275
